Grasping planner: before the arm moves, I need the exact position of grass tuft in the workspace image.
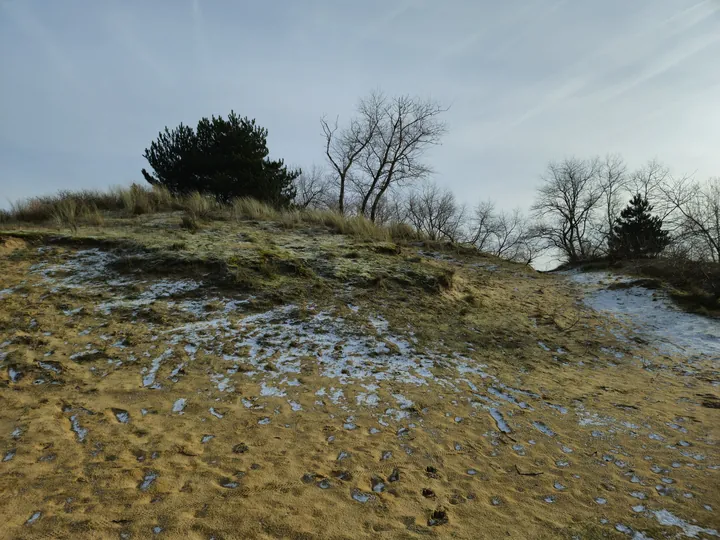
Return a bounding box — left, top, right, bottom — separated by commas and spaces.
180, 214, 200, 232
232, 197, 278, 221
50, 199, 78, 232
183, 192, 218, 221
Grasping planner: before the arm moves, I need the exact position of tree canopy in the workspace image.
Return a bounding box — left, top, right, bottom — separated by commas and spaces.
608, 194, 670, 258
141, 112, 299, 205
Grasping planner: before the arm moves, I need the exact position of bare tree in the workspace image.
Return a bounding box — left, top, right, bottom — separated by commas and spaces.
597, 154, 628, 247
321, 111, 378, 214
293, 165, 333, 209
491, 208, 530, 261
531, 157, 604, 262
367, 186, 406, 225
515, 224, 546, 266
660, 176, 720, 262
628, 159, 674, 221
467, 201, 542, 265
467, 200, 498, 252
352, 93, 447, 221
405, 182, 465, 242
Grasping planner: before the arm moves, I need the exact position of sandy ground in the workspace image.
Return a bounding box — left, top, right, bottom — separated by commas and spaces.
0, 232, 718, 539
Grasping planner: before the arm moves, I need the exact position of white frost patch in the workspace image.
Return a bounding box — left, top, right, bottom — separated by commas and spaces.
32, 249, 114, 289
172, 398, 187, 413
487, 407, 512, 433
288, 400, 303, 411
142, 349, 173, 388
25, 511, 42, 525
653, 509, 719, 537
488, 387, 532, 410
567, 271, 720, 358
210, 373, 233, 392
0, 288, 13, 299
70, 415, 87, 442
356, 384, 380, 407
392, 394, 414, 409
260, 383, 286, 397
69, 349, 100, 361
98, 279, 201, 314
329, 388, 344, 404
356, 393, 379, 407
230, 306, 438, 386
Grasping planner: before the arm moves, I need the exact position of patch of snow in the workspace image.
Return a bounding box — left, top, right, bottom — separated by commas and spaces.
568, 271, 720, 358
172, 399, 187, 413
652, 509, 718, 537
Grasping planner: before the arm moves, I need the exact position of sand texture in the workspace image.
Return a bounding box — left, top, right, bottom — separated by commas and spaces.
0, 224, 718, 539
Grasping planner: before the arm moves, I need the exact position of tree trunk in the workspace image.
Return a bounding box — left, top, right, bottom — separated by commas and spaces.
338, 175, 345, 215
369, 176, 393, 222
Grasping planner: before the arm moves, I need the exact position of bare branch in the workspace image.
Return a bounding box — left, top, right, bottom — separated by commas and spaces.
531, 157, 604, 262
404, 181, 464, 242
293, 165, 334, 209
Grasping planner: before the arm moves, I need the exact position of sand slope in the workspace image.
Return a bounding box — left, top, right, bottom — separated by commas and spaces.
0, 226, 718, 539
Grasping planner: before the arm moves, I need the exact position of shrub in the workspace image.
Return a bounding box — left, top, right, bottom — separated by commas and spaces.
141, 111, 299, 205
151, 185, 176, 211
9, 197, 56, 222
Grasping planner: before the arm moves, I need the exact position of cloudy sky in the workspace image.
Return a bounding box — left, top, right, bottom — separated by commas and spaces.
1, 0, 719, 210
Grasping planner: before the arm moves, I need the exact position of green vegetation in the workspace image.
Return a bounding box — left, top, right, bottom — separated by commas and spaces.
141, 111, 299, 205
609, 194, 670, 259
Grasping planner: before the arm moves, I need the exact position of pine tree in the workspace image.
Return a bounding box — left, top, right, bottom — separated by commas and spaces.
141, 111, 299, 206
608, 194, 670, 259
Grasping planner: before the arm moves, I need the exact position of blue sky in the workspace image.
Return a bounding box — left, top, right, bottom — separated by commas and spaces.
1, 0, 719, 210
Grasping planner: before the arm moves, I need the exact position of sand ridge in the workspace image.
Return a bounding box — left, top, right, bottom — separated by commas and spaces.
0, 231, 718, 539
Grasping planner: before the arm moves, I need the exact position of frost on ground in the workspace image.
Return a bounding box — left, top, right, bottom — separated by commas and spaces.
0, 245, 717, 538
567, 270, 720, 359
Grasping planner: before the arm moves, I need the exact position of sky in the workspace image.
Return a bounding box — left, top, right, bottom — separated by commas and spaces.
1, 0, 719, 211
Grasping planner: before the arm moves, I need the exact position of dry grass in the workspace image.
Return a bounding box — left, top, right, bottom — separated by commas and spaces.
231, 197, 278, 221
327, 214, 391, 241
230, 199, 395, 241
116, 184, 179, 215
2, 185, 422, 243
50, 199, 78, 232
183, 192, 219, 221
388, 221, 419, 241
2, 184, 179, 223
80, 204, 105, 227
180, 213, 200, 232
